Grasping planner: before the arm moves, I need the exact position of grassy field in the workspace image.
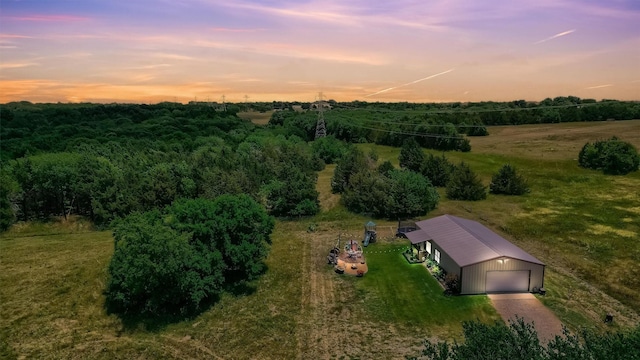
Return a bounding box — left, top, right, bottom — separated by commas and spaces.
2, 120, 640, 359
238, 110, 275, 125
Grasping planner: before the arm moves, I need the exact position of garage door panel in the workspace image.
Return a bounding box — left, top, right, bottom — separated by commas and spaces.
486, 270, 530, 293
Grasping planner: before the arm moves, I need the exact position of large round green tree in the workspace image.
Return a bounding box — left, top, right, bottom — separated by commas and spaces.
388, 170, 439, 219
105, 195, 274, 316
106, 211, 218, 315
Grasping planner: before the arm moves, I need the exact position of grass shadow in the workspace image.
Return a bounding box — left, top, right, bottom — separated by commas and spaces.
109, 265, 266, 333
110, 292, 222, 333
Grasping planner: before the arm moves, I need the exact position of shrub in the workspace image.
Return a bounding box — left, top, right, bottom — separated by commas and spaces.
490, 164, 530, 195
444, 274, 460, 294
578, 137, 640, 175
0, 170, 17, 231
421, 153, 455, 187
431, 265, 442, 278
446, 162, 487, 201
415, 319, 640, 360
466, 125, 489, 136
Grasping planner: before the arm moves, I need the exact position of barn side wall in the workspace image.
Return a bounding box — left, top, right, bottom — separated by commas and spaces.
460, 258, 544, 295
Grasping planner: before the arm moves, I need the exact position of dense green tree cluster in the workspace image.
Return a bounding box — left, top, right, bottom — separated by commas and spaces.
268, 109, 472, 150
397, 144, 488, 202
399, 139, 463, 190
490, 164, 530, 195
0, 102, 252, 161
310, 135, 350, 164
106, 195, 274, 316
2, 131, 322, 228
333, 148, 439, 218
414, 318, 640, 360
578, 137, 640, 175
331, 146, 369, 194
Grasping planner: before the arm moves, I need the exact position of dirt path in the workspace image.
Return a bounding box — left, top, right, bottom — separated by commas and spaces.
297, 230, 337, 359
488, 293, 564, 344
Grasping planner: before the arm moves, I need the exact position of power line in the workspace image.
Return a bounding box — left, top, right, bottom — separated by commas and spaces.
347, 123, 469, 140
345, 118, 491, 128
330, 101, 601, 115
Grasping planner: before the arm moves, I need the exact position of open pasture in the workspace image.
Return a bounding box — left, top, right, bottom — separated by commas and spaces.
238, 110, 275, 125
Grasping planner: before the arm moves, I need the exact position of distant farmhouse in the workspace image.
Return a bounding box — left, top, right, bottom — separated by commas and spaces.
407, 215, 545, 294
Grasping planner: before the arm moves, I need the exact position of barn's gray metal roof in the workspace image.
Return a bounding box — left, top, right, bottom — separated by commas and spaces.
413, 215, 544, 267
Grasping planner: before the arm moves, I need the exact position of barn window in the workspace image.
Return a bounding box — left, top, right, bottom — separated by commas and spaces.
434, 249, 441, 264
426, 241, 432, 254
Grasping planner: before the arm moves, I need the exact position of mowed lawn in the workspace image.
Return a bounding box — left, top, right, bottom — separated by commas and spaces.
356, 243, 498, 332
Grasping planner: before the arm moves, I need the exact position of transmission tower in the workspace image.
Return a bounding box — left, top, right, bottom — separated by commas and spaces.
221, 94, 227, 111
314, 92, 327, 139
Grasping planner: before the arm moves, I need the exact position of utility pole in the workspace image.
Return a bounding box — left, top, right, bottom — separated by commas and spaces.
314, 92, 327, 139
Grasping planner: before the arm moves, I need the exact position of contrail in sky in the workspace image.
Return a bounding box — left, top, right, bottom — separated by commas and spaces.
585, 84, 613, 89
534, 29, 576, 44
364, 68, 455, 97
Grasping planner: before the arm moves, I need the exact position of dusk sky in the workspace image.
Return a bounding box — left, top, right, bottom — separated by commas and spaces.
1, 0, 639, 103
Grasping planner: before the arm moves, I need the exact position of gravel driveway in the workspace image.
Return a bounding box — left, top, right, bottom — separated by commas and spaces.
488, 293, 564, 344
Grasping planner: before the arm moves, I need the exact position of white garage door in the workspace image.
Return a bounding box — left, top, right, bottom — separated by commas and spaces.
486, 270, 530, 293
